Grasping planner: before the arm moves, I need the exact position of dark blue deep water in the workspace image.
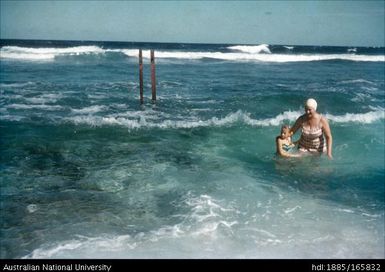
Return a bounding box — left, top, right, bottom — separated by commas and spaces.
1, 40, 384, 258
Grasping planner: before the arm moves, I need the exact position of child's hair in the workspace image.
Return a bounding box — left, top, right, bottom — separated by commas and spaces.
281, 124, 290, 134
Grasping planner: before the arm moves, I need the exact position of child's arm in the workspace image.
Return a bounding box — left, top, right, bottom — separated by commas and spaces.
276, 137, 291, 158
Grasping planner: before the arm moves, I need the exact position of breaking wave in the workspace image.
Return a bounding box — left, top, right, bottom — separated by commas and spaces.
1, 45, 383, 62
62, 109, 385, 130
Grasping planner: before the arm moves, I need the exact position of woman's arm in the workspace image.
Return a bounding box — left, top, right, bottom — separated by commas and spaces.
290, 115, 304, 137
321, 117, 333, 159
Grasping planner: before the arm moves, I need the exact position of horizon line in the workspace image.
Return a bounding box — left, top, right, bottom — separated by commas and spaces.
1, 38, 384, 49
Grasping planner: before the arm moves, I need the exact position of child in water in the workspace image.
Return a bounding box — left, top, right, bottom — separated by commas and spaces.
276, 125, 300, 158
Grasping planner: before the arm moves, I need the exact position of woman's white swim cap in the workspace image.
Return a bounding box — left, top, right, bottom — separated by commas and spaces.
305, 98, 317, 111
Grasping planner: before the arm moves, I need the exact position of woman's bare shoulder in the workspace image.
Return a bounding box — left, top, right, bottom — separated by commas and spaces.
320, 115, 329, 124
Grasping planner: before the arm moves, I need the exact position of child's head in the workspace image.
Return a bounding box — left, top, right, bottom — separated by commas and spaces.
280, 125, 291, 139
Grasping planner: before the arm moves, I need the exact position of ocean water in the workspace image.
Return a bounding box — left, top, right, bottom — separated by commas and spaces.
0, 40, 384, 259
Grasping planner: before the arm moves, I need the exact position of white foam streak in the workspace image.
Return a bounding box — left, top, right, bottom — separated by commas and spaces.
0, 82, 36, 88
123, 49, 384, 62
71, 105, 107, 114
3, 105, 383, 126
1, 52, 55, 60
21, 191, 384, 259
23, 94, 62, 104
340, 79, 377, 85
1, 46, 105, 60
227, 44, 272, 54
65, 109, 384, 130
244, 110, 302, 126
7, 103, 63, 111
24, 240, 83, 259
121, 49, 238, 60
24, 194, 239, 259
326, 110, 385, 123
284, 206, 302, 214
1, 45, 383, 62
24, 235, 135, 259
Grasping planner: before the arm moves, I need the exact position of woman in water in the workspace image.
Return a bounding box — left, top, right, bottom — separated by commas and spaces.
290, 98, 333, 159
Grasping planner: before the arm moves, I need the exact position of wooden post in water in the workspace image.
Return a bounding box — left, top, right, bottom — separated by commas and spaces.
151, 50, 156, 102
139, 49, 144, 104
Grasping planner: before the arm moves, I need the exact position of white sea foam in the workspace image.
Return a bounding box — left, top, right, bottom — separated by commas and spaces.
64, 109, 384, 130
339, 79, 377, 85
0, 46, 105, 61
120, 49, 244, 60
0, 82, 36, 88
65, 110, 244, 129
22, 190, 384, 259
24, 240, 85, 258
26, 204, 38, 213
243, 110, 302, 126
23, 194, 239, 258
24, 97, 53, 104
325, 110, 385, 124
284, 206, 302, 214
351, 93, 373, 103
121, 49, 384, 62
71, 105, 107, 114
7, 103, 63, 111
227, 44, 272, 54
3, 104, 383, 127
0, 114, 24, 122
2, 46, 383, 62
23, 94, 63, 104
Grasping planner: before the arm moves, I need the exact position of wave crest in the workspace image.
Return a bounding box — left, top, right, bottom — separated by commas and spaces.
0, 46, 105, 60
325, 110, 385, 124
63, 109, 385, 130
1, 46, 383, 62
227, 44, 272, 54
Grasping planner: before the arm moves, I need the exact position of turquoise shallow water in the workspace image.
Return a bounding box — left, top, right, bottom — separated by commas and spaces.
0, 41, 384, 258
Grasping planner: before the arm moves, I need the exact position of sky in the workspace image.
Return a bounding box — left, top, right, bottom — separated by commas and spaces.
1, 1, 384, 47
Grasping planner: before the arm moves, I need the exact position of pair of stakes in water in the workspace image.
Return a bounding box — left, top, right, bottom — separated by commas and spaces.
139, 49, 156, 104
